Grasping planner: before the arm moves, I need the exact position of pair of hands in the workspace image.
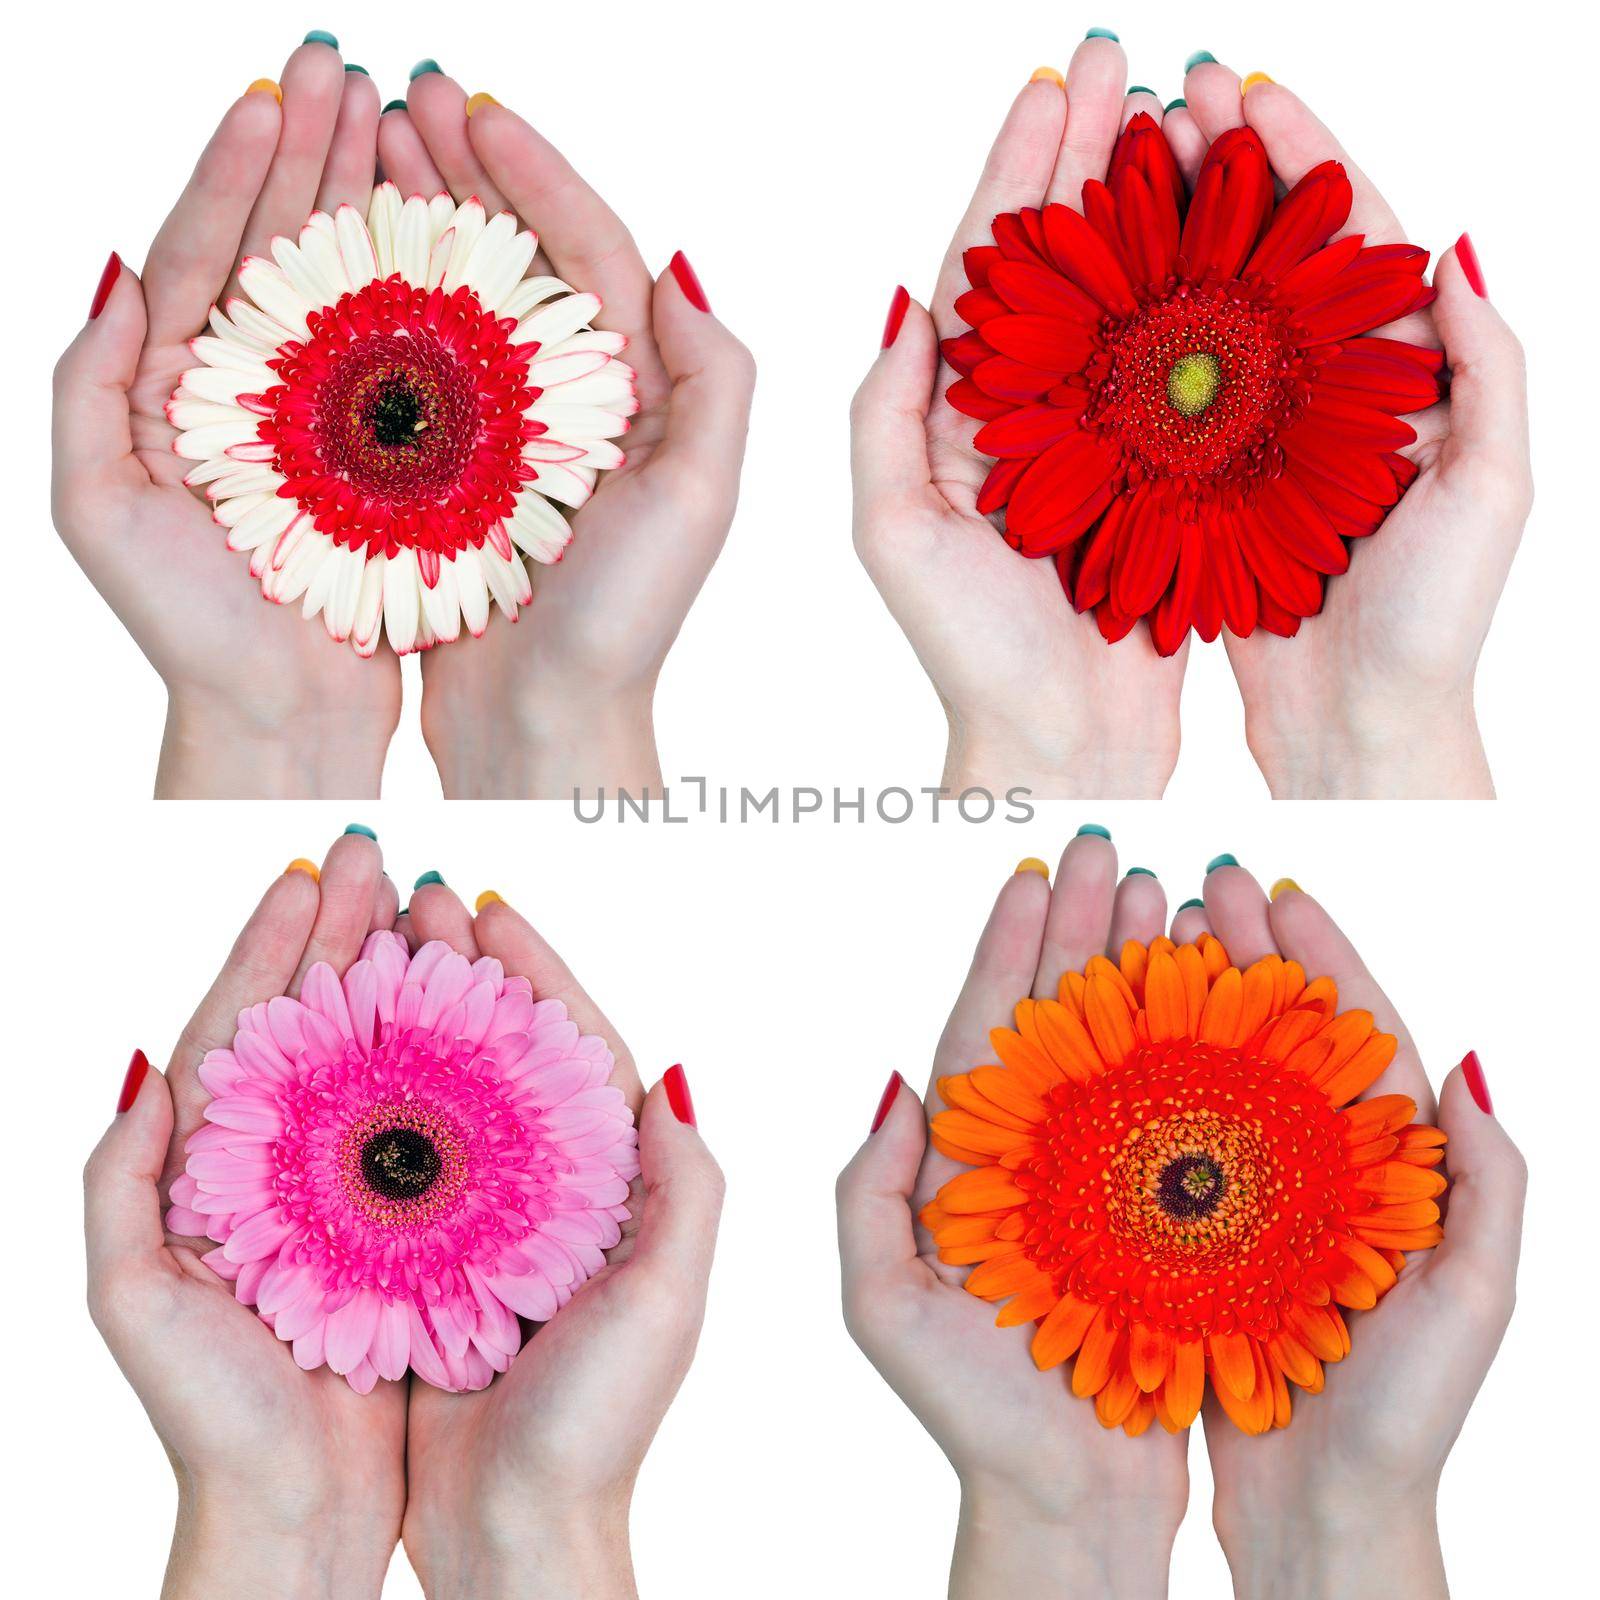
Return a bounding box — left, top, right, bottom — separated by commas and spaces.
837, 831, 1525, 1597
852, 36, 1532, 799
52, 36, 755, 798
84, 830, 724, 1599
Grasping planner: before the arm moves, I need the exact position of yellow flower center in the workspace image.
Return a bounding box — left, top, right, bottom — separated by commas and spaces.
1166, 351, 1222, 418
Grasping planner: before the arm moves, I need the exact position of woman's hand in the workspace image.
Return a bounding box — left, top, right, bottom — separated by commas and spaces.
83, 829, 405, 1598
1169, 862, 1525, 1598
851, 37, 1188, 800
1173, 60, 1531, 797
369, 71, 755, 797
51, 39, 403, 797
836, 831, 1189, 1598
395, 879, 723, 1599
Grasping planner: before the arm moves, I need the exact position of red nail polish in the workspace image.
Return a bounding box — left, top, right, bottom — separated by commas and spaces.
117, 1049, 150, 1113
1460, 1050, 1493, 1114
870, 1070, 905, 1133
668, 250, 710, 313
881, 285, 911, 349
1456, 232, 1487, 299
663, 1063, 696, 1127
90, 252, 122, 320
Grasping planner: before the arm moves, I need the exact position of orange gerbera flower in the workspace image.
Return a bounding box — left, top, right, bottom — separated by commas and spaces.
921, 934, 1446, 1436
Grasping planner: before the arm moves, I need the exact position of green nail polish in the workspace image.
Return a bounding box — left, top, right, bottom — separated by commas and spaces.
1125, 867, 1156, 878
1178, 898, 1205, 911
414, 870, 445, 889
1127, 85, 1155, 95
410, 58, 442, 80
303, 29, 339, 47
1085, 26, 1120, 42
1185, 50, 1216, 71
1076, 823, 1112, 840
1206, 853, 1239, 873
382, 98, 408, 113
344, 823, 377, 840
1165, 97, 1187, 111
344, 63, 369, 75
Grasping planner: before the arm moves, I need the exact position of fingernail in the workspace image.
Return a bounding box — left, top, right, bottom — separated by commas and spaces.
1461, 1050, 1493, 1115
382, 98, 408, 113
1076, 823, 1111, 840
89, 252, 121, 320
668, 250, 711, 313
344, 63, 369, 76
397, 904, 410, 918
663, 1064, 696, 1127
1030, 65, 1064, 86
882, 285, 911, 349
286, 858, 321, 881
409, 59, 442, 80
414, 871, 445, 889
1206, 853, 1239, 873
247, 78, 284, 102
343, 823, 377, 840
871, 1071, 905, 1134
1085, 26, 1120, 41
1015, 857, 1050, 878
1125, 867, 1156, 878
302, 28, 339, 47
1269, 877, 1301, 901
465, 91, 498, 117
117, 1049, 150, 1114
1165, 97, 1187, 111
1178, 897, 1205, 912
1127, 85, 1155, 96
474, 890, 503, 912
1456, 232, 1488, 299
1241, 71, 1274, 94
1184, 50, 1216, 70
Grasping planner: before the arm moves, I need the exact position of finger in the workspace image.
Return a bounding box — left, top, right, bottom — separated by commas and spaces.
1266, 885, 1435, 1117
376, 103, 447, 195
1196, 855, 1277, 967
393, 906, 417, 953
836, 1073, 926, 1291
1106, 869, 1168, 955
931, 77, 1068, 337
85, 1055, 174, 1290
1120, 85, 1163, 132
369, 872, 400, 937
1179, 57, 1245, 143
141, 86, 282, 350
289, 830, 387, 993
236, 40, 348, 269
473, 895, 645, 1108
1170, 896, 1212, 944
850, 293, 941, 526
405, 69, 509, 214
405, 872, 481, 960
625, 1074, 724, 1291
466, 99, 658, 346
1161, 102, 1207, 188
1032, 828, 1119, 999
315, 65, 381, 214
1044, 32, 1129, 205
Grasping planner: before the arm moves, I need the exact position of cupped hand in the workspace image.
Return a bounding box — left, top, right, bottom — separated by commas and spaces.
395, 878, 723, 1600
84, 830, 405, 1599
1169, 863, 1525, 1599
371, 73, 755, 797
851, 39, 1188, 799
837, 832, 1189, 1598
52, 39, 401, 797
1173, 61, 1531, 797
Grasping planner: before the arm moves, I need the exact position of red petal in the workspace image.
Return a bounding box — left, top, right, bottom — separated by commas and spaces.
1282, 422, 1401, 505
1209, 511, 1259, 637
1072, 496, 1127, 609
975, 404, 1089, 459
1041, 203, 1138, 315
963, 245, 1004, 289
1180, 126, 1272, 279
987, 259, 1104, 324
940, 331, 993, 378
1234, 505, 1325, 613
1095, 600, 1140, 642
1255, 473, 1350, 575
1108, 111, 1186, 217
1246, 160, 1352, 278
1007, 432, 1119, 554
1286, 462, 1385, 539
954, 287, 1009, 328
1149, 517, 1204, 655
1256, 589, 1304, 637
1290, 247, 1433, 345
973, 354, 1060, 402
1112, 490, 1180, 617
976, 455, 1030, 516
1299, 396, 1417, 452
983, 313, 1097, 372
1112, 166, 1177, 287
993, 212, 1048, 265
1275, 233, 1366, 306
1315, 342, 1442, 413
1082, 180, 1132, 276
947, 379, 1013, 422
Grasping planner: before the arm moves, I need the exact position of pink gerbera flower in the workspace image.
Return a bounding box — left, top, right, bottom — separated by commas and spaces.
167, 932, 638, 1393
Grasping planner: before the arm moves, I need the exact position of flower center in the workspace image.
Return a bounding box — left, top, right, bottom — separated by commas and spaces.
1165, 352, 1221, 418
360, 1125, 442, 1200
365, 376, 429, 448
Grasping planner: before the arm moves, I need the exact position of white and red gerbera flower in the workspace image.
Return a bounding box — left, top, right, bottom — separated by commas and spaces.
170, 183, 637, 655
166, 932, 639, 1392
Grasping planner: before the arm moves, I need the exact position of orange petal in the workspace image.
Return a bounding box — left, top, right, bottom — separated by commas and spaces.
1032, 999, 1105, 1082
937, 1074, 1036, 1132
928, 1130, 995, 1166
931, 1108, 1028, 1157
1198, 965, 1244, 1044
990, 1023, 1063, 1093
1084, 975, 1137, 1065
1143, 949, 1187, 1042
1163, 1337, 1205, 1428
1128, 1320, 1174, 1392
1070, 1307, 1122, 1396
1198, 934, 1232, 978
1320, 1032, 1398, 1105
938, 1166, 1028, 1214
965, 1253, 1047, 1300
1095, 1366, 1141, 1428
1352, 1160, 1447, 1203
1122, 1393, 1158, 1436
1173, 942, 1209, 1030
1284, 1300, 1344, 1362
1209, 1328, 1256, 1399
1321, 1252, 1379, 1311
1032, 1293, 1100, 1369
1267, 1331, 1321, 1389
1341, 1093, 1417, 1140
995, 1281, 1058, 1326
1119, 938, 1149, 994
1085, 953, 1137, 1010
968, 1065, 1049, 1124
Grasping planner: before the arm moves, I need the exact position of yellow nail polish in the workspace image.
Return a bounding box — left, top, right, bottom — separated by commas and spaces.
464, 91, 498, 117
247, 78, 284, 102
1030, 66, 1065, 86
1015, 857, 1051, 879
1269, 877, 1302, 901
286, 858, 321, 882
474, 890, 503, 912
1241, 71, 1274, 94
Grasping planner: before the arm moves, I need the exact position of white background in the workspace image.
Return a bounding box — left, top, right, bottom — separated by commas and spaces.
7, 0, 1598, 1595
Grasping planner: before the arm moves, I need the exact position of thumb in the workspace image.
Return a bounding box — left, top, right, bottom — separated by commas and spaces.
84, 1052, 175, 1307
849, 291, 940, 530
1428, 1051, 1527, 1319
625, 1066, 725, 1291
51, 256, 150, 537
835, 1072, 926, 1298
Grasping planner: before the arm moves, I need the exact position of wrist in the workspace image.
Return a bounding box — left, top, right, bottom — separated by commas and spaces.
945, 714, 1179, 800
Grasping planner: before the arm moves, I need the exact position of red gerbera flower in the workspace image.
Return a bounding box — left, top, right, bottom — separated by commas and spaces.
945, 114, 1442, 655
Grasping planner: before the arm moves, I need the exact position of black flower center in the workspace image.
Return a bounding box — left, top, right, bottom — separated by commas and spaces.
1156, 1153, 1226, 1219
360, 1126, 442, 1200
365, 378, 428, 448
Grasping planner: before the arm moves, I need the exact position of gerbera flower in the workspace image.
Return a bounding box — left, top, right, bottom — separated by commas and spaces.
921, 934, 1445, 1435
945, 114, 1442, 654
166, 932, 638, 1393
170, 183, 637, 655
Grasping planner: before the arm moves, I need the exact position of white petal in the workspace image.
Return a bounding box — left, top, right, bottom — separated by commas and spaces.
542, 369, 638, 409
417, 553, 462, 642
168, 397, 254, 432
368, 182, 402, 277
427, 192, 457, 246
441, 198, 487, 290
479, 540, 525, 617
352, 555, 386, 657
527, 403, 630, 440
270, 526, 333, 604
499, 275, 576, 321
382, 546, 422, 654
190, 335, 278, 374
239, 258, 313, 340
179, 364, 275, 405
394, 195, 432, 286
527, 348, 611, 387
461, 212, 533, 312
334, 202, 379, 289
174, 419, 263, 460
454, 548, 491, 636
223, 298, 298, 350
510, 490, 574, 560
530, 463, 594, 510
226, 496, 299, 553
514, 291, 600, 350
